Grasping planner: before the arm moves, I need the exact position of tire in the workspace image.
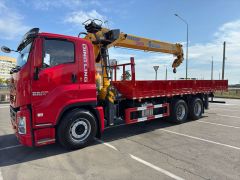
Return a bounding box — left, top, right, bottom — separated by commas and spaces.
169, 99, 188, 123
57, 109, 97, 150
188, 98, 203, 120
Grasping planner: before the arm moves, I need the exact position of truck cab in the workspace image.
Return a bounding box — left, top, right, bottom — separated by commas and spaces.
9, 28, 104, 147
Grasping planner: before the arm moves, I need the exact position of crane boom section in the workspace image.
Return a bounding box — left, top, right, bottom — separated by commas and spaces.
112, 34, 182, 57
84, 26, 184, 70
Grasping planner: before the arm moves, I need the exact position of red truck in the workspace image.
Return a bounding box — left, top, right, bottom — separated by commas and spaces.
1, 20, 227, 149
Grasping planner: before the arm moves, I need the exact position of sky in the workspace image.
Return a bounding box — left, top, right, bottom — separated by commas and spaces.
0, 0, 240, 84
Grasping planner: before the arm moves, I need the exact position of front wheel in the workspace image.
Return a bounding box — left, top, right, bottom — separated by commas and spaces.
57, 109, 97, 150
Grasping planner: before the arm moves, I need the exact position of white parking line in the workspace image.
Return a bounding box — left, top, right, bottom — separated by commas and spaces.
0, 106, 9, 109
210, 108, 240, 112
0, 144, 22, 151
96, 139, 118, 151
0, 168, 3, 180
130, 154, 185, 180
160, 129, 240, 150
97, 139, 184, 179
217, 114, 240, 119
211, 103, 236, 106
198, 121, 240, 129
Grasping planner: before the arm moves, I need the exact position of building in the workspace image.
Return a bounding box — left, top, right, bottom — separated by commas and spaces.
0, 56, 16, 80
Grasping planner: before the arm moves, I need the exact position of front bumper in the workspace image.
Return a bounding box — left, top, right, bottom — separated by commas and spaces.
10, 106, 33, 147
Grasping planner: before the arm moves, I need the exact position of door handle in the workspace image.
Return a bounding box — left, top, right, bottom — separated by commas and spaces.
71, 74, 77, 83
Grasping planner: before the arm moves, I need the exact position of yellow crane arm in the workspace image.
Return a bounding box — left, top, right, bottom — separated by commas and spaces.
108, 33, 184, 70
84, 26, 184, 71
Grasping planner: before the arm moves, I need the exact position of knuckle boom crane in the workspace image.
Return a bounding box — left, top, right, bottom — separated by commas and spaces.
82, 19, 184, 100
83, 19, 183, 71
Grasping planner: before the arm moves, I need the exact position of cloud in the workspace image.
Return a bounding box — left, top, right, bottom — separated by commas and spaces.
65, 10, 106, 26
215, 20, 240, 43
187, 20, 240, 83
31, 0, 81, 10
29, 0, 101, 10
0, 1, 29, 40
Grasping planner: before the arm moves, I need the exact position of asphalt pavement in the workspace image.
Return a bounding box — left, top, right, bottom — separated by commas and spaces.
0, 98, 240, 180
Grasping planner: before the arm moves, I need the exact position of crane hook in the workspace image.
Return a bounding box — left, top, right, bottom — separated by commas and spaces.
173, 68, 176, 73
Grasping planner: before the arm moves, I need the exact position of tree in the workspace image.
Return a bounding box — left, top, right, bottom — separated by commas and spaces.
0, 78, 5, 85
5, 79, 10, 87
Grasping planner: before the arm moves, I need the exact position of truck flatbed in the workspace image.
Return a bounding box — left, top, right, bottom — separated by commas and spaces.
112, 80, 228, 99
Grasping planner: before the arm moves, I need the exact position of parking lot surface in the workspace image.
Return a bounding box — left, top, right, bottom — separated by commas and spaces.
0, 98, 240, 180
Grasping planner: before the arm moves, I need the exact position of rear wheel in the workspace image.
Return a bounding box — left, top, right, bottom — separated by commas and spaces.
169, 99, 188, 123
57, 109, 97, 150
189, 98, 203, 120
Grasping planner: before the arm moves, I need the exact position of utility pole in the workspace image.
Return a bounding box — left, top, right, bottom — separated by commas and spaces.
211, 57, 214, 102
186, 24, 189, 80
153, 66, 159, 80
222, 41, 226, 80
211, 56, 213, 80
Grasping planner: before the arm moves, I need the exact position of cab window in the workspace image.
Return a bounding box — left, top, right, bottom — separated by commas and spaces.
43, 39, 74, 68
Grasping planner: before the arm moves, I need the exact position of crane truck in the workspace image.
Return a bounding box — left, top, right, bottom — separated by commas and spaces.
1, 19, 227, 149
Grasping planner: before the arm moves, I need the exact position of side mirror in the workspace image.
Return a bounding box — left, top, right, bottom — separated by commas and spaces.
1, 46, 11, 53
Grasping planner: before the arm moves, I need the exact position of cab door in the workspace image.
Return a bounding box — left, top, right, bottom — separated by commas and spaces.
31, 37, 79, 125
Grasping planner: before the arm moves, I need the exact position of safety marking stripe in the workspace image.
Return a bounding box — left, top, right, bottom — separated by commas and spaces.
136, 113, 165, 122
137, 104, 164, 111
137, 107, 147, 111
155, 114, 163, 118
154, 104, 163, 108
137, 117, 148, 122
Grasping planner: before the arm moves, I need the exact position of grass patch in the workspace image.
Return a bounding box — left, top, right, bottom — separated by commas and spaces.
215, 89, 240, 99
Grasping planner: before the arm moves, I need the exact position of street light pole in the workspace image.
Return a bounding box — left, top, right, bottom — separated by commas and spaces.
174, 14, 189, 80
153, 66, 159, 80
211, 56, 213, 80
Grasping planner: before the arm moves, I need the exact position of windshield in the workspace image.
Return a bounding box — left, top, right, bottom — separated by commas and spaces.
16, 42, 32, 67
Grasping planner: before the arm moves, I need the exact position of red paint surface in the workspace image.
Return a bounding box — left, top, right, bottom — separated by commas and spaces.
95, 106, 105, 132
112, 80, 228, 99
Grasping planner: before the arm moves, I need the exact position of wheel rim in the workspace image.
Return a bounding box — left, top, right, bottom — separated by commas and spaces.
70, 118, 91, 142
176, 104, 186, 120
194, 101, 202, 116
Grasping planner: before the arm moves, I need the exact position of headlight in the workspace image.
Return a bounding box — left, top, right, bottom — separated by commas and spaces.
18, 116, 26, 134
